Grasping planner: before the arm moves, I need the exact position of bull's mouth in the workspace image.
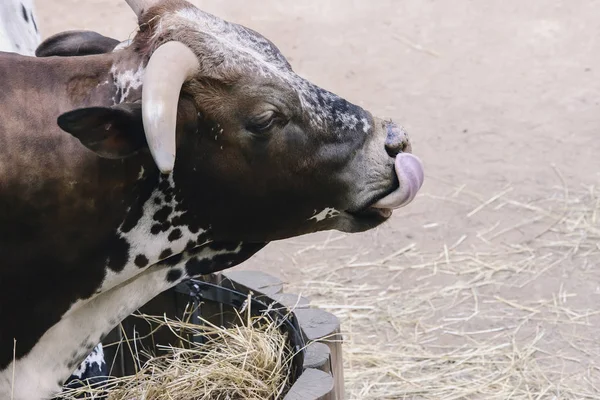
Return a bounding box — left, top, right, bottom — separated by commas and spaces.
348, 206, 394, 220
348, 153, 425, 220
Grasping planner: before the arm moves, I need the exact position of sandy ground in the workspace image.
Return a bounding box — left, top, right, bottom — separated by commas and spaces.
36, 1, 600, 398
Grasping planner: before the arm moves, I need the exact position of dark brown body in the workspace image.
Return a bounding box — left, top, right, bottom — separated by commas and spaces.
0, 52, 154, 369
0, 1, 423, 398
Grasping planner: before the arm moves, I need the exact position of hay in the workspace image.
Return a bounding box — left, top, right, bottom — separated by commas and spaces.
59, 304, 295, 400
285, 179, 600, 399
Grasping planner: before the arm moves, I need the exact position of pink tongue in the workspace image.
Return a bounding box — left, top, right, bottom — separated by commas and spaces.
371, 153, 424, 209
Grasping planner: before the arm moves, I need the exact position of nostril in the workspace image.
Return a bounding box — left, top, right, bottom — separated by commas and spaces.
385, 141, 404, 157
385, 124, 411, 157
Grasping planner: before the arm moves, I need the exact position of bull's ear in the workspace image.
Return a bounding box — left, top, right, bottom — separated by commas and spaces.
36, 30, 120, 57
57, 103, 147, 159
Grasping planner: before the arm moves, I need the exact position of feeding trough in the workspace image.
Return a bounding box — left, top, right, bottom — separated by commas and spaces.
62, 270, 344, 400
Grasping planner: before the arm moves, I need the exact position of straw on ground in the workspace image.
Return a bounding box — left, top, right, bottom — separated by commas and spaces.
289, 181, 600, 399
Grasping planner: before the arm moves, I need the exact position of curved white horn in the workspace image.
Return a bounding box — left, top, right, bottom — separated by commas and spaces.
125, 0, 161, 18
142, 41, 200, 174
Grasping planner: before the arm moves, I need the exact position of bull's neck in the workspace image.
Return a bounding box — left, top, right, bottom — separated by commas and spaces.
0, 48, 149, 108
0, 50, 157, 269
91, 48, 149, 107
0, 50, 239, 277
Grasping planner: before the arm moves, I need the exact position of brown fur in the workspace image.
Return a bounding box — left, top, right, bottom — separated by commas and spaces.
0, 2, 417, 398
67, 74, 106, 104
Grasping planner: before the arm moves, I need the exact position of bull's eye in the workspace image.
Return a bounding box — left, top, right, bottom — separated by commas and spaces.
246, 110, 279, 135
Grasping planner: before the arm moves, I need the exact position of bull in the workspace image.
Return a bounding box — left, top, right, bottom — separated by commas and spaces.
0, 1, 424, 398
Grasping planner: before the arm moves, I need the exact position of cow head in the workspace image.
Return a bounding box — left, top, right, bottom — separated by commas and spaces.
57, 0, 424, 242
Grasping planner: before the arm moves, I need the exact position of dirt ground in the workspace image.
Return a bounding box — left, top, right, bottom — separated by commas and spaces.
37, 1, 600, 398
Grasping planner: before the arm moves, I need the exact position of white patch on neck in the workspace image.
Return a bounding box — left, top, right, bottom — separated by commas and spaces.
110, 63, 144, 104
100, 173, 206, 293
309, 207, 341, 222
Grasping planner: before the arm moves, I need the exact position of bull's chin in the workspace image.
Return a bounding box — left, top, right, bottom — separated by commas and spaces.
336, 207, 392, 233
348, 206, 392, 220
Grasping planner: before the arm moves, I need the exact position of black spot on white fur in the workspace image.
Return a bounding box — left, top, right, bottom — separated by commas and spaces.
159, 248, 173, 259
106, 235, 130, 272
168, 228, 182, 241
153, 205, 172, 223
134, 254, 149, 268
166, 268, 183, 283
21, 4, 28, 22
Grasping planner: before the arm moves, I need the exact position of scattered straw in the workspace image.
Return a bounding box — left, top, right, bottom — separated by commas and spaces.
285, 180, 600, 399
59, 306, 295, 400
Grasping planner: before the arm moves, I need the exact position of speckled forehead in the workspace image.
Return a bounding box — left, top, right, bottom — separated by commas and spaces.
167, 7, 369, 131
173, 8, 291, 73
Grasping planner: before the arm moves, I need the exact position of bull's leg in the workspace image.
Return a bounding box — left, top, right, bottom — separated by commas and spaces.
0, 242, 263, 400
2, 264, 178, 400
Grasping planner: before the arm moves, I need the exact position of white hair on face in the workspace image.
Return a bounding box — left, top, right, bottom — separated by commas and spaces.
146, 7, 372, 134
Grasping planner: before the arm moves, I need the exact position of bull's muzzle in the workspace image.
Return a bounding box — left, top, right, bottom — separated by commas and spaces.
373, 122, 424, 210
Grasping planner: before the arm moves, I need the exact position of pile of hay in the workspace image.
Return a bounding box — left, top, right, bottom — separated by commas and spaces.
60, 306, 296, 400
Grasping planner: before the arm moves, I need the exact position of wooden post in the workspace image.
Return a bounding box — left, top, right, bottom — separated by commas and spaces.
283, 369, 334, 400
303, 342, 331, 373
294, 308, 344, 400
